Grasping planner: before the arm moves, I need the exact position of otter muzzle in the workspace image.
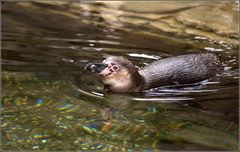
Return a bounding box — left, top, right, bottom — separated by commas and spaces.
85, 63, 108, 73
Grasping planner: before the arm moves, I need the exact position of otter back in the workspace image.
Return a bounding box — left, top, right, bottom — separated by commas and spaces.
139, 53, 222, 89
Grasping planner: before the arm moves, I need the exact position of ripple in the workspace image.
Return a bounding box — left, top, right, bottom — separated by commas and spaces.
194, 36, 208, 40
132, 97, 193, 102
204, 47, 223, 52
127, 53, 160, 59
2, 1, 239, 150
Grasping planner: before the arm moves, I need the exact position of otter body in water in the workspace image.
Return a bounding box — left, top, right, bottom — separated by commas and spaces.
85, 53, 222, 92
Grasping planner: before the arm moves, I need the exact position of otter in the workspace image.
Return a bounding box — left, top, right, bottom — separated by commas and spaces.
85, 53, 222, 92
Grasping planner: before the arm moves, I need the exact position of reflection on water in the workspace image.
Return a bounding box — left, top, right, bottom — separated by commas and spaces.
2, 1, 239, 151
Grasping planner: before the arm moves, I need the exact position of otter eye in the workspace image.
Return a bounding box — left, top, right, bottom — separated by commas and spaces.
112, 65, 119, 71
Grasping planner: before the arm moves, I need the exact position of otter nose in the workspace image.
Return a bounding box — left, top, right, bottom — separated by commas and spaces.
85, 63, 108, 73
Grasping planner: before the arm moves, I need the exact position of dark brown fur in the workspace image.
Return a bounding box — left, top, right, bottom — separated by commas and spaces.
86, 53, 222, 92
140, 53, 222, 90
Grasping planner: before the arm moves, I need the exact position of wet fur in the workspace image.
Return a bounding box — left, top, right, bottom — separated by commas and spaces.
140, 53, 222, 90
91, 53, 222, 92
102, 57, 144, 92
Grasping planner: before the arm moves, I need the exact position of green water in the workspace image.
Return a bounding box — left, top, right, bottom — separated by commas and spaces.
1, 1, 239, 151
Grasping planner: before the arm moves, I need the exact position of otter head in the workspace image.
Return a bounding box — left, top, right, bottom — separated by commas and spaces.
85, 56, 144, 92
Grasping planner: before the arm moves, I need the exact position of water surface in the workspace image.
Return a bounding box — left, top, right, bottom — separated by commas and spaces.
2, 1, 239, 151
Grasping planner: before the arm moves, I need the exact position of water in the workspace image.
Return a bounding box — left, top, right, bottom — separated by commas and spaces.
2, 1, 239, 151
